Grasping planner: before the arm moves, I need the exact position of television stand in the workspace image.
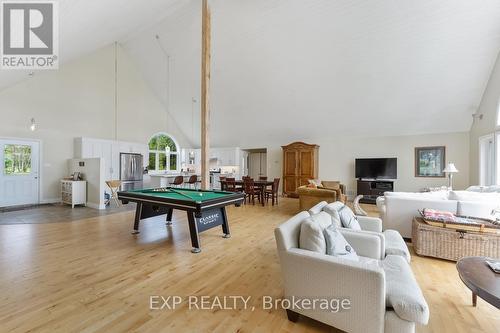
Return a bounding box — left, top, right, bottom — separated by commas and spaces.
357, 179, 394, 204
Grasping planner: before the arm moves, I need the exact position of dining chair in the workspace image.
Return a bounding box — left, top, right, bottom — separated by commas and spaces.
187, 175, 199, 189
265, 178, 280, 206
259, 176, 268, 181
225, 177, 237, 192
235, 179, 245, 192
244, 178, 261, 205
218, 176, 226, 190
105, 180, 122, 207
169, 175, 184, 188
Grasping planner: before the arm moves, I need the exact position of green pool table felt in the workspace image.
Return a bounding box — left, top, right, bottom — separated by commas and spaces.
127, 188, 234, 202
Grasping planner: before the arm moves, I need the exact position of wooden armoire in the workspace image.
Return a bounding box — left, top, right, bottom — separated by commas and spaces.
282, 142, 319, 197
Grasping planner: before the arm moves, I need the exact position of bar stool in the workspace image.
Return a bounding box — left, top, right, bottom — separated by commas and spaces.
187, 175, 199, 189
105, 180, 122, 207
169, 176, 184, 188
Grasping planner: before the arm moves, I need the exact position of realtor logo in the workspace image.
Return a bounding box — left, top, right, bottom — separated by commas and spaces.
1, 1, 58, 69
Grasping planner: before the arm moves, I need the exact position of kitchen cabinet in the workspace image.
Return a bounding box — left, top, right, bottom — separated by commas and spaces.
214, 148, 240, 166
180, 148, 201, 167
74, 137, 148, 181
178, 147, 242, 176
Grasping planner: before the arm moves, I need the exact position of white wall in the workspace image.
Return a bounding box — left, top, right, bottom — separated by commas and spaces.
470, 52, 500, 185
0, 44, 190, 204
262, 131, 470, 195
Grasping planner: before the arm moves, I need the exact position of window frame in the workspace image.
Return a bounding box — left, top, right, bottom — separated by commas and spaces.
148, 133, 180, 174
497, 98, 500, 128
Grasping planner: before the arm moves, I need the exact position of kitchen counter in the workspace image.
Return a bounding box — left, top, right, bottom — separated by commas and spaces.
148, 174, 200, 188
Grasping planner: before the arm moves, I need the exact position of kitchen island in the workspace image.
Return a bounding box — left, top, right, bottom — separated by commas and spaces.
148, 174, 200, 188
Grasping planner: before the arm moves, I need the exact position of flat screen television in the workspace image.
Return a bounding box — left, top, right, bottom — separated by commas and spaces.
355, 158, 397, 180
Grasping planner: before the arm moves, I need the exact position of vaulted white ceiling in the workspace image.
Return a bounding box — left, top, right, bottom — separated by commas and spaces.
3, 0, 500, 147
122, 0, 500, 147
0, 0, 185, 91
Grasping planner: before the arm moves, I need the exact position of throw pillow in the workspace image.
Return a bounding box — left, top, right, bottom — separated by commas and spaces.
449, 190, 500, 203
299, 213, 332, 253
338, 205, 362, 230
321, 181, 341, 190
321, 205, 342, 228
308, 179, 322, 187
311, 211, 334, 229
324, 202, 361, 230
326, 201, 344, 210
323, 225, 359, 261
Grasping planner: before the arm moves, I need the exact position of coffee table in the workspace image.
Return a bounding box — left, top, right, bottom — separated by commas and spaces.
456, 256, 500, 309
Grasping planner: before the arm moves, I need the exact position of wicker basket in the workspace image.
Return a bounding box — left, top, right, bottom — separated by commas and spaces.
412, 217, 500, 261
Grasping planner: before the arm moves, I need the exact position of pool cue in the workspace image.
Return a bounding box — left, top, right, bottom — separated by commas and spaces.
169, 188, 197, 200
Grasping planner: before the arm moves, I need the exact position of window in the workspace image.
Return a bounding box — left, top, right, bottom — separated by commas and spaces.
148, 133, 179, 173
497, 99, 500, 127
4, 144, 32, 175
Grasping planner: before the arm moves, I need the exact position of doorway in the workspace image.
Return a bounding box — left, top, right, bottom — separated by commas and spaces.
0, 139, 40, 207
245, 148, 267, 179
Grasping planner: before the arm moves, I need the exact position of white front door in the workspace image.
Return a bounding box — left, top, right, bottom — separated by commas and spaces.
0, 139, 40, 207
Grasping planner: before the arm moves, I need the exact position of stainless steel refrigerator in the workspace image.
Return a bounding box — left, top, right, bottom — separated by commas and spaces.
120, 153, 143, 191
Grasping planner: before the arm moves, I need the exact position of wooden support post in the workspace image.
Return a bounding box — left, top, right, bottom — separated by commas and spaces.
201, 0, 211, 190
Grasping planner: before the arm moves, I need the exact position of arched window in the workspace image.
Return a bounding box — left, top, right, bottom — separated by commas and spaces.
148, 133, 179, 173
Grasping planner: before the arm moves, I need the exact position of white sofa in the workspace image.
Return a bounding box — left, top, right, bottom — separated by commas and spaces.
376, 190, 500, 238
274, 211, 429, 333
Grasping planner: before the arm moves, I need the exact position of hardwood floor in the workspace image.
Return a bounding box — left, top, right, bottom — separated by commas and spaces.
0, 203, 134, 225
0, 198, 498, 332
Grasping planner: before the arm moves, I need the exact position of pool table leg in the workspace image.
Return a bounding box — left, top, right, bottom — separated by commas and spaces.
165, 208, 173, 225
187, 212, 201, 253
132, 203, 143, 234
221, 207, 231, 238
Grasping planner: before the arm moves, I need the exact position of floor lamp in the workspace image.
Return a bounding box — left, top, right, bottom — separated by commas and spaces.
443, 163, 458, 190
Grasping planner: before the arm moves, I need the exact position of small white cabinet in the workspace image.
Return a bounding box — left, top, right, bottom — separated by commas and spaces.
61, 180, 87, 208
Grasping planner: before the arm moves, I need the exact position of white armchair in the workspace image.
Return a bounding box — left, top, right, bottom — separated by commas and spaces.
357, 215, 383, 232
274, 212, 429, 333
309, 201, 411, 262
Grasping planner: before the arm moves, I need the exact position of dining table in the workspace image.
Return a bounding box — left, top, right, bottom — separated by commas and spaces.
219, 179, 274, 206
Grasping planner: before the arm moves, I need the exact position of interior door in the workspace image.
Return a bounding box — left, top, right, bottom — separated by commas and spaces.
248, 153, 260, 179
260, 153, 267, 177
0, 139, 40, 207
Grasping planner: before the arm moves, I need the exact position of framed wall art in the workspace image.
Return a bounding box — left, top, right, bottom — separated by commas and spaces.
415, 146, 446, 178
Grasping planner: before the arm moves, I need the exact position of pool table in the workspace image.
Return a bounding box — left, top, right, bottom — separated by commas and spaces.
117, 187, 245, 253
